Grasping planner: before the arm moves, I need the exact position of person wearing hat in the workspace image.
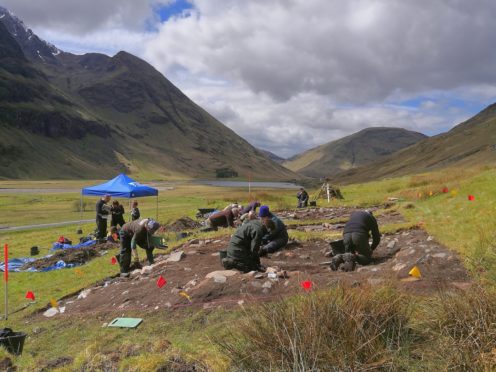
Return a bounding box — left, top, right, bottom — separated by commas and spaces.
203, 207, 240, 231
95, 194, 111, 242
118, 218, 161, 277
258, 205, 288, 255
341, 210, 380, 265
296, 188, 309, 208
221, 218, 274, 272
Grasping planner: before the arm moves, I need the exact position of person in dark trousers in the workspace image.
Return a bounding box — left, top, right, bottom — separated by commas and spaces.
342, 210, 380, 265
239, 201, 261, 222
222, 219, 273, 272
96, 195, 111, 241
297, 188, 309, 208
203, 207, 239, 231
111, 200, 126, 227
259, 205, 289, 255
131, 200, 140, 221
119, 218, 160, 277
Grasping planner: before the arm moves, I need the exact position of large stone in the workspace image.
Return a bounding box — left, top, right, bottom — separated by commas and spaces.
43, 308, 59, 317
78, 289, 91, 299
130, 269, 141, 277
166, 251, 185, 262
214, 275, 227, 283
206, 270, 239, 278
392, 263, 406, 271
141, 266, 153, 275
433, 252, 448, 258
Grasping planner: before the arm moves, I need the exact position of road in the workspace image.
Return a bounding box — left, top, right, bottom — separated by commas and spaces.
0, 219, 94, 232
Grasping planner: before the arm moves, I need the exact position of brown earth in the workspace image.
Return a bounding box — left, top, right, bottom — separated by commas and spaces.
56, 206, 471, 316
159, 217, 202, 233
22, 242, 117, 270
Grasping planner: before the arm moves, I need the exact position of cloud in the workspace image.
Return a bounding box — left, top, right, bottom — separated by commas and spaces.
145, 0, 496, 103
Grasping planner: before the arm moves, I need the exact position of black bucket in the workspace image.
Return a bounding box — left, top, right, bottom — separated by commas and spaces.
30, 246, 39, 256
330, 239, 345, 255
309, 201, 317, 207
0, 332, 26, 355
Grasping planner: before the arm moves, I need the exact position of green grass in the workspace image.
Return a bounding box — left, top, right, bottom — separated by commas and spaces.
0, 168, 496, 369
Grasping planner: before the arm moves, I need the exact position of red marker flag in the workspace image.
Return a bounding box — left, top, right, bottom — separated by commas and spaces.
3, 244, 8, 282
300, 280, 313, 292
442, 187, 449, 193
25, 291, 35, 301
111, 256, 117, 265
468, 195, 475, 201
156, 275, 167, 288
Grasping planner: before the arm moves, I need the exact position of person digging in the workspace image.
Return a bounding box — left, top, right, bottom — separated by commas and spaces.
258, 205, 288, 256
330, 210, 380, 271
221, 218, 275, 273
118, 218, 161, 277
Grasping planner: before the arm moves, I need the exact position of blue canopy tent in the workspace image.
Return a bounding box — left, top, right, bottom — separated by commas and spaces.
81, 174, 159, 224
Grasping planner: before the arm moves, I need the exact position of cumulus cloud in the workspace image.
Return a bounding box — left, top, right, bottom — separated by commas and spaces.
1, 0, 495, 157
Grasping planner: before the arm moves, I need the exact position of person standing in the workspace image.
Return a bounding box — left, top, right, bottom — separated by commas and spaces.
118, 218, 161, 277
95, 195, 111, 241
258, 205, 288, 255
342, 210, 380, 265
297, 188, 309, 208
131, 200, 140, 221
111, 200, 126, 227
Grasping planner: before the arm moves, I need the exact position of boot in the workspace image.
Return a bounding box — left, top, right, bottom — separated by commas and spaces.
330, 254, 344, 271
340, 253, 357, 272
222, 257, 235, 270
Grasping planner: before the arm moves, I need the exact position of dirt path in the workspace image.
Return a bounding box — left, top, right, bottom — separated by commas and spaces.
55, 207, 471, 316
0, 219, 94, 232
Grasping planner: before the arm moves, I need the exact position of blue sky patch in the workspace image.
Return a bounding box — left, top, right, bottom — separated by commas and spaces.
157, 0, 194, 22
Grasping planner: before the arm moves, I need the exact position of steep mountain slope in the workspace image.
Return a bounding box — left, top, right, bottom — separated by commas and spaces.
0, 8, 297, 180
283, 127, 426, 178
259, 149, 285, 164
333, 104, 496, 184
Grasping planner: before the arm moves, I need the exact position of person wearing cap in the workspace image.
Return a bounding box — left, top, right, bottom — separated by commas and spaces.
342, 210, 380, 265
203, 207, 240, 231
118, 218, 161, 277
221, 218, 273, 272
296, 188, 309, 208
96, 195, 111, 241
258, 205, 289, 255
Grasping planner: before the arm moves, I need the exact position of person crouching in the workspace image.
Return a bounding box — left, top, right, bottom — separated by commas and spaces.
119, 218, 160, 277
258, 205, 288, 256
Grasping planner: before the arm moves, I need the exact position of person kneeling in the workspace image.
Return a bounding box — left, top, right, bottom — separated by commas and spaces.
258, 205, 288, 256
119, 218, 160, 277
221, 218, 274, 273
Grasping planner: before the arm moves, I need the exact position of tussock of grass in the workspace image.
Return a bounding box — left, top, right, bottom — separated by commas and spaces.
216, 286, 413, 371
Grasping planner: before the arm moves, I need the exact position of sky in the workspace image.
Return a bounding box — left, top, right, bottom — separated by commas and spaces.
1, 0, 496, 158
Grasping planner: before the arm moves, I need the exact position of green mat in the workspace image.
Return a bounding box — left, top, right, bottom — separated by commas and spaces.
107, 318, 143, 329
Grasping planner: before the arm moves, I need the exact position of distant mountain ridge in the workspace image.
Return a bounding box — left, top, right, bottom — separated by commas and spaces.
283, 127, 427, 178
0, 7, 298, 180
333, 104, 496, 184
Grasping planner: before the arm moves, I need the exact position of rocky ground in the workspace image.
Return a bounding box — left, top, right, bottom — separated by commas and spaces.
42, 206, 471, 317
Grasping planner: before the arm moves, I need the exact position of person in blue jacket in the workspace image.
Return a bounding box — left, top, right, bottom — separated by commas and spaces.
258, 205, 288, 256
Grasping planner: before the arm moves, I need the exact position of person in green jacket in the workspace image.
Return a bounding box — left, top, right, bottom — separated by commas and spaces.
221, 219, 274, 272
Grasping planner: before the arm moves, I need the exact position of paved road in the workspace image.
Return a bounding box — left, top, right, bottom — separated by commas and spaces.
0, 219, 94, 232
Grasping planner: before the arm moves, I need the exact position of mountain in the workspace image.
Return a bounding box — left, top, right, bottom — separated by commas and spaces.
332, 104, 496, 184
259, 149, 285, 163
0, 7, 298, 180
283, 127, 426, 178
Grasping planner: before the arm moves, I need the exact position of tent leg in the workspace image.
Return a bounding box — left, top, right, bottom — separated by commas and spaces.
156, 195, 158, 221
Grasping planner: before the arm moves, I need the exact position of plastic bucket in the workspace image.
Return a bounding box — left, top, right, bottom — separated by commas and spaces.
0, 332, 26, 355
330, 239, 345, 255
309, 201, 317, 207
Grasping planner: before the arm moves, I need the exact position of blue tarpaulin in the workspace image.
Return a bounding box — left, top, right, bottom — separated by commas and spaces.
82, 174, 158, 198
51, 239, 96, 251
0, 257, 76, 272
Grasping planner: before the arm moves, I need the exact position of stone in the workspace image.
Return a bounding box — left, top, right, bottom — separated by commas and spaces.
285, 252, 296, 258
141, 266, 153, 275
237, 300, 244, 306
185, 279, 198, 288
433, 252, 448, 258
188, 238, 200, 245
130, 269, 141, 278
427, 236, 434, 241
277, 270, 288, 278
393, 263, 406, 271
367, 278, 385, 285
265, 267, 279, 273
267, 272, 278, 279
324, 251, 333, 257
452, 282, 472, 291
251, 281, 262, 288
77, 289, 91, 299
213, 240, 222, 243
150, 261, 167, 271
254, 273, 265, 279
206, 270, 239, 278
43, 308, 59, 317
299, 255, 311, 260
262, 281, 272, 289
166, 251, 185, 262
211, 252, 220, 256
244, 271, 257, 277
205, 239, 212, 244
171, 287, 182, 294
214, 275, 227, 283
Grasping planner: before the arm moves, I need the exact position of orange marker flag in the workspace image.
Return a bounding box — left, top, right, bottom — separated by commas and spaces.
25, 291, 35, 301
156, 275, 167, 288
468, 195, 475, 201
429, 191, 433, 197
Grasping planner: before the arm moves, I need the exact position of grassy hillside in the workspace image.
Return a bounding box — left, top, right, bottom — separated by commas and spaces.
0, 11, 298, 181
334, 104, 496, 184
284, 127, 426, 178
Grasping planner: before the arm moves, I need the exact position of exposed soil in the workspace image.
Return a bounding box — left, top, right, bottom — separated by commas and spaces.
58, 206, 471, 316
160, 217, 202, 233
22, 242, 116, 270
